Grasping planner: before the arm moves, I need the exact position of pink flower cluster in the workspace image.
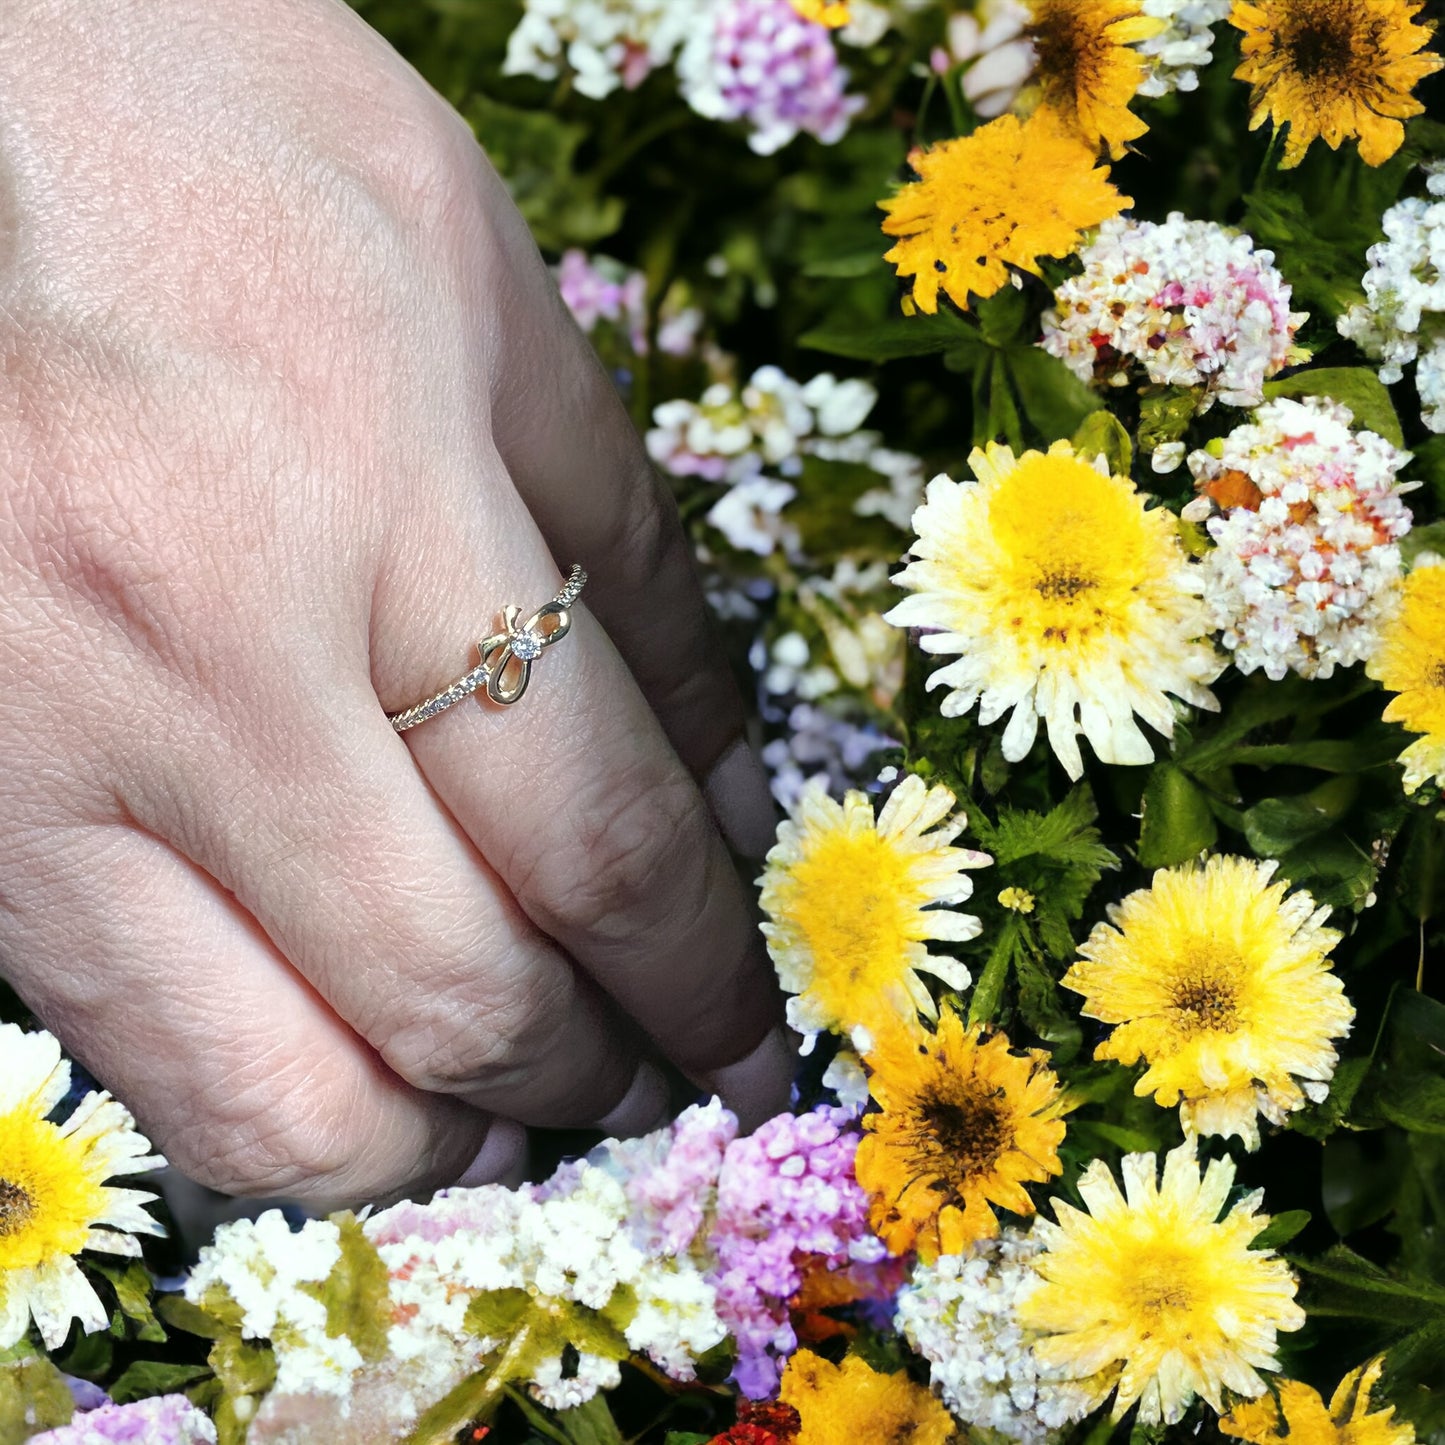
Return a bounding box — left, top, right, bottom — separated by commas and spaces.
557, 249, 648, 351
590, 1099, 883, 1398
1041, 214, 1306, 414
32, 1396, 217, 1445
709, 1105, 883, 1397
677, 0, 864, 156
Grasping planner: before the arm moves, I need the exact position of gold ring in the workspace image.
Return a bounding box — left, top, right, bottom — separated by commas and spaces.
386, 565, 586, 732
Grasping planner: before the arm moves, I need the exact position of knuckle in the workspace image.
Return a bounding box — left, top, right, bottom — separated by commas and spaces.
525, 764, 709, 944
171, 1086, 360, 1199
379, 964, 576, 1098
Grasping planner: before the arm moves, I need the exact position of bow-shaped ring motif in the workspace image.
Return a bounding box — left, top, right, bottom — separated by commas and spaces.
477, 600, 572, 706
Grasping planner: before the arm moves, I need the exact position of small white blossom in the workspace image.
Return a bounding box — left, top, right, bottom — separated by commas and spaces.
1135, 0, 1230, 97
186, 1212, 365, 1402
897, 1229, 1095, 1442
503, 0, 693, 99
1341, 168, 1445, 432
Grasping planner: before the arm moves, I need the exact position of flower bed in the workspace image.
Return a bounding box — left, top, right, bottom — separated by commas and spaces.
4, 1, 1445, 1442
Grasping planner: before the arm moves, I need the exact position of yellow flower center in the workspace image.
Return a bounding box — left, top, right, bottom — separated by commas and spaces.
1277, 4, 1380, 83
1129, 1250, 1198, 1331
918, 1089, 1009, 1176
1170, 949, 1242, 1034
0, 1109, 106, 1271
990, 452, 1149, 648
787, 830, 925, 1016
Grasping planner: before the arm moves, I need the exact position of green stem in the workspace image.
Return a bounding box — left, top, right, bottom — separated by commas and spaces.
403, 1323, 533, 1445
591, 108, 691, 187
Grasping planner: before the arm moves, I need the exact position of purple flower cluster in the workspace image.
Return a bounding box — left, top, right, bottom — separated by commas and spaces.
677, 0, 864, 156
32, 1396, 217, 1445
709, 1105, 882, 1397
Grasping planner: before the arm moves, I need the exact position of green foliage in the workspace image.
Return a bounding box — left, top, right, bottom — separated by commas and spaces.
299, 1213, 392, 1366
0, 1351, 74, 1445
406, 1284, 640, 1443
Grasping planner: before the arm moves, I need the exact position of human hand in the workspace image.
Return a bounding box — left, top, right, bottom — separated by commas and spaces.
0, 0, 788, 1204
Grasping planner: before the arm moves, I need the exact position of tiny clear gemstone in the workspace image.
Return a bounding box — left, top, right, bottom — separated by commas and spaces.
511, 630, 545, 661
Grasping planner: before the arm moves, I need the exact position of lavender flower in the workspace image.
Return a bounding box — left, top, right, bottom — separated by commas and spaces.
677, 0, 864, 155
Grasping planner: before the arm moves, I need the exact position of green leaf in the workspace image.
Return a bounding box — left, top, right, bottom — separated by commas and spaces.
464, 1288, 533, 1342
1069, 1119, 1166, 1155
300, 1213, 392, 1365
1014, 946, 1082, 1061
799, 310, 981, 361
976, 285, 1028, 347
1298, 1243, 1445, 1313
157, 1293, 233, 1342
972, 787, 1115, 870
1263, 368, 1405, 447
0, 1355, 75, 1440
1005, 346, 1100, 442
89, 1257, 166, 1343
1137, 386, 1197, 453
1290, 1054, 1371, 1139
1072, 410, 1133, 476
1137, 764, 1217, 868
1377, 1072, 1445, 1136
968, 915, 1045, 1029
1402, 519, 1445, 569
554, 1394, 625, 1445
210, 1332, 277, 1400
1250, 1210, 1311, 1250
109, 1360, 214, 1405
1391, 988, 1445, 1057
1241, 775, 1359, 856
663, 1436, 714, 1445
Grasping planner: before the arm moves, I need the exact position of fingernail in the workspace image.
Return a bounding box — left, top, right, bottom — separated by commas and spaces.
699, 1026, 795, 1133
593, 1060, 672, 1140
704, 737, 778, 860
455, 1117, 529, 1189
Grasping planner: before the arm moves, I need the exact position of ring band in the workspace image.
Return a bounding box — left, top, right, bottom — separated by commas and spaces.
387, 565, 587, 732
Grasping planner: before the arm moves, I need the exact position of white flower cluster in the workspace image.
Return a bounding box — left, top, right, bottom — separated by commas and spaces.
647, 367, 884, 557
503, 0, 693, 99
365, 1164, 725, 1411
895, 1229, 1094, 1443
1041, 214, 1306, 412
1135, 0, 1230, 97
1185, 397, 1414, 680
186, 1212, 366, 1403
1339, 164, 1445, 433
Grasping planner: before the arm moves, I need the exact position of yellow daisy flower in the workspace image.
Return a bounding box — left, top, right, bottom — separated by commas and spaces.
879, 110, 1130, 315
0, 1025, 165, 1350
1019, 1140, 1305, 1425
779, 1349, 958, 1445
1221, 1357, 1416, 1445
885, 440, 1223, 782
855, 1009, 1068, 1260
1062, 856, 1353, 1149
1230, 0, 1444, 169
759, 774, 989, 1053
1025, 0, 1164, 157
1367, 564, 1445, 793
